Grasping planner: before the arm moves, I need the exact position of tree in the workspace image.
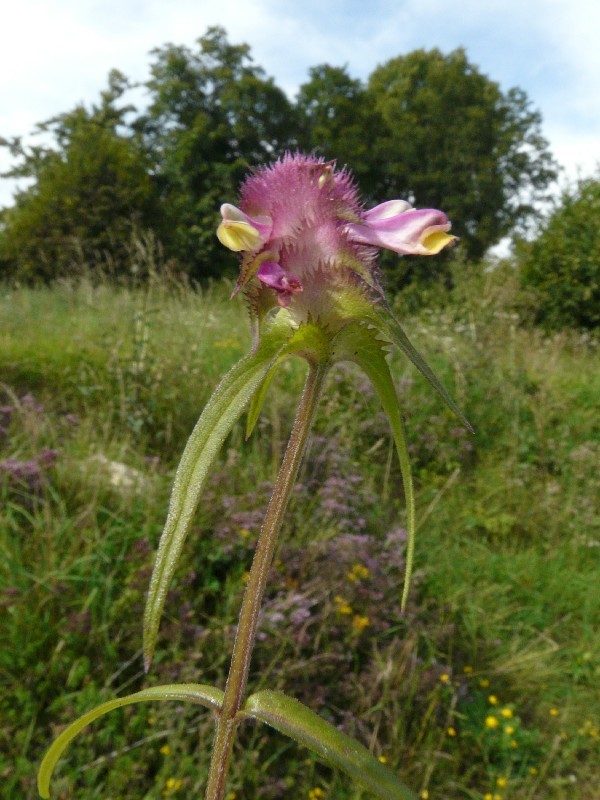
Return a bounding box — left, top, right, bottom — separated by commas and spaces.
136, 27, 298, 280
296, 65, 382, 198
0, 71, 155, 281
518, 175, 600, 329
368, 48, 558, 262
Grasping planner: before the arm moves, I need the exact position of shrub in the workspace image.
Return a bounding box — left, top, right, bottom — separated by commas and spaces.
518, 175, 600, 329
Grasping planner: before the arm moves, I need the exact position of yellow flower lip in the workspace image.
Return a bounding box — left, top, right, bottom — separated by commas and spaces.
217, 219, 262, 252
217, 203, 271, 252
421, 230, 458, 254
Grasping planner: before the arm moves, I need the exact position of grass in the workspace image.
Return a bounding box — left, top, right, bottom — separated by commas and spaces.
0, 267, 598, 799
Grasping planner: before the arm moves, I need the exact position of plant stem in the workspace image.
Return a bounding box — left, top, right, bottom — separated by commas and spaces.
204, 361, 328, 800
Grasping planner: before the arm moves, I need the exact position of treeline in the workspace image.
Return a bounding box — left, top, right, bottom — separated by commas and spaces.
0, 26, 558, 286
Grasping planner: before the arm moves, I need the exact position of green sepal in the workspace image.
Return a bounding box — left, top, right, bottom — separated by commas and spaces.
241, 690, 416, 800
38, 684, 224, 799
368, 305, 474, 434
143, 314, 296, 670
246, 320, 331, 438
332, 322, 415, 610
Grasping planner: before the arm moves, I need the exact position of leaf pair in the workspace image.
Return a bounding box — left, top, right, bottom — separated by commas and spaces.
38, 685, 416, 800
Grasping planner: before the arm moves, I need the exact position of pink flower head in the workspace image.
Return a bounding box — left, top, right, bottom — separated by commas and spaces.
216, 153, 456, 327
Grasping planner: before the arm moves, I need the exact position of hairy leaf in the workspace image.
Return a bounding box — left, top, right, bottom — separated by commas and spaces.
38, 684, 224, 799
333, 322, 415, 609
144, 315, 295, 669
369, 305, 474, 433
242, 690, 416, 800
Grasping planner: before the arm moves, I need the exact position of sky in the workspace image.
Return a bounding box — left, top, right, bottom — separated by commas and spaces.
1, 0, 600, 209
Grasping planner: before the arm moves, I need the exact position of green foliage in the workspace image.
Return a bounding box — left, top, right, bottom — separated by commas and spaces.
518, 175, 600, 329
0, 72, 156, 281
368, 48, 557, 275
1, 275, 598, 798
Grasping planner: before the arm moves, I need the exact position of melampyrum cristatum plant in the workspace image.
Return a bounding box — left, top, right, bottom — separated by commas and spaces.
39, 154, 472, 800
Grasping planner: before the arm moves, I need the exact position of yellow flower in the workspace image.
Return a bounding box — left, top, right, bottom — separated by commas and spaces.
159, 745, 171, 756
352, 614, 370, 632
378, 755, 388, 764
485, 715, 499, 729
239, 527, 251, 538
488, 695, 499, 705
528, 767, 538, 776
334, 596, 352, 614
504, 725, 515, 735
479, 678, 490, 688
420, 791, 430, 799
500, 707, 513, 718
463, 665, 474, 674
510, 739, 518, 748
496, 777, 507, 788
440, 673, 451, 683
447, 726, 457, 737
549, 707, 559, 717
226, 794, 236, 800
347, 563, 370, 582
484, 794, 494, 800
308, 789, 325, 800
163, 778, 183, 796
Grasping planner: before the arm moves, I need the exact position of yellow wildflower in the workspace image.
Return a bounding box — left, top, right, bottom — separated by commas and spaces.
347, 563, 370, 582
439, 673, 450, 683
308, 788, 325, 800
420, 791, 430, 799
496, 777, 507, 788
510, 739, 518, 748
378, 755, 388, 763
500, 707, 513, 718
504, 725, 515, 735
463, 665, 473, 674
528, 767, 538, 776
488, 695, 499, 705
160, 745, 171, 756
239, 527, 251, 538
334, 596, 352, 614
484, 794, 494, 800
479, 678, 490, 688
549, 707, 559, 717
447, 726, 457, 737
352, 614, 370, 632
485, 715, 499, 729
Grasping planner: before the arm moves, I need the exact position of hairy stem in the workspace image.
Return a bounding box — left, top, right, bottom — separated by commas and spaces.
204, 361, 328, 800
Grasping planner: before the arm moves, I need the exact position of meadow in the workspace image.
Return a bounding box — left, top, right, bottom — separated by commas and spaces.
1, 265, 598, 799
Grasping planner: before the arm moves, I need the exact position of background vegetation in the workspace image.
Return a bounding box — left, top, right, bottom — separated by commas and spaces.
1, 263, 598, 799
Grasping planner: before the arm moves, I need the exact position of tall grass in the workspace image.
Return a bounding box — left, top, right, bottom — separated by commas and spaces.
1, 266, 598, 799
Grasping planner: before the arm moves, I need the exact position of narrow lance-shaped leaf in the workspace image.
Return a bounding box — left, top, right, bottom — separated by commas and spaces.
38, 684, 224, 799
144, 316, 296, 670
369, 305, 474, 434
241, 690, 416, 800
333, 322, 415, 610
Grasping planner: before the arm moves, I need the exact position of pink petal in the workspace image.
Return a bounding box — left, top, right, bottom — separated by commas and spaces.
346, 208, 453, 255
257, 262, 303, 306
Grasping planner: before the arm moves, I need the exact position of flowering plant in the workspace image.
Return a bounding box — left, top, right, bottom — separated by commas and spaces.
39, 154, 471, 800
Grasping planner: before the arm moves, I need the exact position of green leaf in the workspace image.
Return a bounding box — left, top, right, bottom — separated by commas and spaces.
38, 683, 224, 799
241, 690, 416, 800
144, 315, 296, 670
333, 322, 415, 610
369, 305, 474, 434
